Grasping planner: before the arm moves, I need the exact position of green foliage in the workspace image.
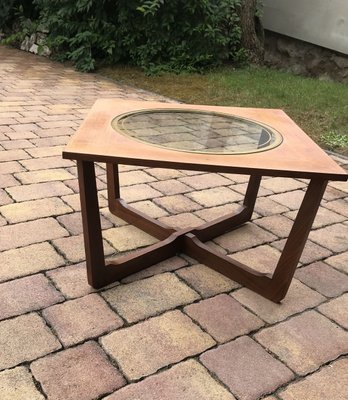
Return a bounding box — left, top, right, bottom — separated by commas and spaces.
321, 131, 348, 150
0, 0, 37, 31
29, 0, 244, 72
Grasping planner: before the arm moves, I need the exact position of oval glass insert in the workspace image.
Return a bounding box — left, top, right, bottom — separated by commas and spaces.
111, 109, 283, 155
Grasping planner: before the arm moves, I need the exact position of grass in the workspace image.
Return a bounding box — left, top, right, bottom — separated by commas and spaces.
99, 65, 348, 156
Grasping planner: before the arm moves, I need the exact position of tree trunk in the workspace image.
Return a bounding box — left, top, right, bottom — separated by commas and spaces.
239, 0, 264, 63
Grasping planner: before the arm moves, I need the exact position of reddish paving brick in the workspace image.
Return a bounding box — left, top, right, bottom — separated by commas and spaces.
215, 223, 276, 253
0, 189, 12, 205
323, 186, 347, 201
105, 359, 235, 400
323, 198, 348, 217
231, 182, 273, 197
0, 274, 63, 320
179, 173, 232, 190
146, 168, 185, 180
31, 342, 125, 400
285, 206, 346, 229
121, 256, 188, 283
0, 197, 72, 223
150, 179, 191, 195
0, 217, 68, 251
261, 177, 305, 193
102, 273, 199, 323
0, 149, 30, 162
269, 190, 305, 210
0, 313, 61, 370
280, 359, 348, 400
6, 181, 73, 201
254, 197, 290, 216
232, 279, 324, 324
0, 242, 64, 282
255, 310, 348, 375
52, 234, 114, 263
20, 155, 73, 171
2, 139, 34, 150
57, 211, 112, 235
121, 183, 162, 202
0, 160, 25, 174
318, 293, 348, 329
154, 194, 202, 214
185, 294, 263, 343
187, 186, 243, 207
176, 264, 239, 297
295, 261, 348, 297
0, 174, 20, 189
43, 294, 123, 346
309, 223, 348, 252
254, 215, 293, 238
194, 203, 241, 222
201, 336, 294, 400
324, 252, 348, 273
0, 367, 45, 400
47, 262, 105, 299
101, 310, 215, 380
119, 170, 156, 186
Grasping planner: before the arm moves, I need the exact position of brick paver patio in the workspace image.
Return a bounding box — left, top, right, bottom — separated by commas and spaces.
0, 46, 347, 400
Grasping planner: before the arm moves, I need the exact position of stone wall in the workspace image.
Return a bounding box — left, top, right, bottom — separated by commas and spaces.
20, 31, 51, 57
264, 31, 348, 82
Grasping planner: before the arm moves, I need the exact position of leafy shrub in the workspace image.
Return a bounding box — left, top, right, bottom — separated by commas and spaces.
31, 0, 244, 72
0, 0, 37, 31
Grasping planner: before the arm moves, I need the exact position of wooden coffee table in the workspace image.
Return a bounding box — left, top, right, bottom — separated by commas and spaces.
63, 99, 347, 302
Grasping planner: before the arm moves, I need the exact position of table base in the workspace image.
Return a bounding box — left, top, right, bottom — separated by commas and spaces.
77, 161, 327, 303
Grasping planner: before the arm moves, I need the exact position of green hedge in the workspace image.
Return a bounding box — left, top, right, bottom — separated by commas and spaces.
5, 0, 246, 73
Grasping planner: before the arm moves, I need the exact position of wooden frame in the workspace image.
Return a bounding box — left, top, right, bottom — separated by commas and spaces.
65, 100, 347, 303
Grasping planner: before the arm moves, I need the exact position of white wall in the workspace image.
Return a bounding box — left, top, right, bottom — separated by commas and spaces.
262, 0, 348, 55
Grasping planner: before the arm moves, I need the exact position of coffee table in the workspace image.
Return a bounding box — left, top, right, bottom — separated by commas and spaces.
63, 99, 347, 302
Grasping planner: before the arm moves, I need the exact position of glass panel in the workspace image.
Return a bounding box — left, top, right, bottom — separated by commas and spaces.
112, 109, 283, 155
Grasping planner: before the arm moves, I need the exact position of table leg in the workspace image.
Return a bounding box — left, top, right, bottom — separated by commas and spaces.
269, 178, 328, 302
77, 160, 106, 288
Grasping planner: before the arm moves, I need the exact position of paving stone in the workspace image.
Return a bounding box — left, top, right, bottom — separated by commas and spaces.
261, 177, 305, 193
200, 336, 294, 400
323, 198, 348, 217
176, 264, 239, 297
232, 279, 324, 324
101, 310, 215, 380
323, 186, 347, 201
255, 310, 348, 375
154, 194, 202, 213
0, 274, 64, 320
118, 170, 156, 186
26, 145, 64, 158
100, 207, 128, 226
31, 341, 125, 400
329, 180, 348, 194
185, 294, 263, 343
0, 149, 30, 162
2, 139, 34, 149
20, 155, 74, 171
52, 234, 114, 263
324, 252, 348, 273
14, 168, 75, 184
0, 197, 72, 223
187, 187, 243, 207
36, 126, 74, 137
0, 367, 45, 400
220, 173, 250, 183
295, 261, 348, 297
194, 203, 242, 222
318, 293, 348, 329
130, 200, 169, 218
102, 273, 199, 323
6, 181, 73, 201
272, 239, 332, 265
254, 197, 290, 216
232, 182, 273, 197
285, 206, 346, 228
103, 225, 157, 252
43, 294, 123, 346
0, 242, 64, 282
105, 359, 235, 400
309, 223, 348, 252
121, 256, 188, 283
269, 190, 305, 210
0, 217, 68, 252
230, 245, 282, 274
214, 223, 276, 253
179, 173, 232, 190
150, 179, 191, 195
254, 215, 293, 238
147, 167, 185, 180
0, 313, 61, 370
0, 173, 20, 188
57, 211, 112, 235
0, 189, 12, 205
159, 212, 205, 229
0, 160, 25, 174
279, 358, 348, 400
122, 183, 162, 202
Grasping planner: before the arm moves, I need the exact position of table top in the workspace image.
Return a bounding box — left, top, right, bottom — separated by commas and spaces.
63, 99, 348, 181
